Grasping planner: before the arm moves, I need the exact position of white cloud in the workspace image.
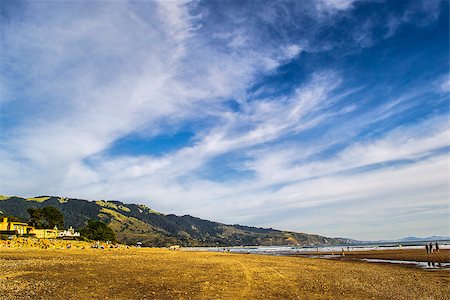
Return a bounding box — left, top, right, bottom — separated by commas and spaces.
439, 74, 450, 92
47, 113, 449, 241
384, 0, 445, 38
315, 0, 356, 13
0, 1, 309, 195
260, 153, 449, 240
282, 44, 303, 60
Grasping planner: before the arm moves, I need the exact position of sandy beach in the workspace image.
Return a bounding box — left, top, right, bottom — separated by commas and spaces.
0, 247, 448, 299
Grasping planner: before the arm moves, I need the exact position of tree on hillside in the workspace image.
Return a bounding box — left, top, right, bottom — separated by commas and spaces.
42, 206, 64, 228
27, 208, 42, 227
27, 206, 64, 229
81, 220, 116, 242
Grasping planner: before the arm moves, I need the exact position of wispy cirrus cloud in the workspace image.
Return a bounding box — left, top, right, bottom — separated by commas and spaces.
0, 0, 448, 240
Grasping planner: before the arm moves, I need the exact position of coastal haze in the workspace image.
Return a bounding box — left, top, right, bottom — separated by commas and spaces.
1, 0, 449, 241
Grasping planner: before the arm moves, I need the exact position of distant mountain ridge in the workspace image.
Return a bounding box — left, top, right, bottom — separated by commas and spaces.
0, 195, 355, 247
395, 236, 450, 242
357, 236, 450, 244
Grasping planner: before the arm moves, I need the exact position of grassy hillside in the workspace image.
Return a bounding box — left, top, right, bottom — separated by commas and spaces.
0, 195, 355, 247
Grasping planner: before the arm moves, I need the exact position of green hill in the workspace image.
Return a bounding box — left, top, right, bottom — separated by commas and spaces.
0, 195, 354, 247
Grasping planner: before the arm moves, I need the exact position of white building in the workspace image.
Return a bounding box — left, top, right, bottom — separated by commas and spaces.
58, 226, 80, 238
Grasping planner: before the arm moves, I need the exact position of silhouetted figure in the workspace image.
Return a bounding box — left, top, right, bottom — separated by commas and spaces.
425, 244, 429, 254
435, 242, 439, 253
429, 242, 433, 253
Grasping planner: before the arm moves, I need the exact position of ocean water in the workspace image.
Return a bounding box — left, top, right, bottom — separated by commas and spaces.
184, 240, 450, 255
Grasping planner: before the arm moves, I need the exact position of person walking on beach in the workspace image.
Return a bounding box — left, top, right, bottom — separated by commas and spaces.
429, 242, 433, 253
435, 242, 439, 253
426, 244, 429, 254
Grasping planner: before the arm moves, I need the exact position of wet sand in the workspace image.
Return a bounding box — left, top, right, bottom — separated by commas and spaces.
297, 249, 450, 263
0, 248, 448, 299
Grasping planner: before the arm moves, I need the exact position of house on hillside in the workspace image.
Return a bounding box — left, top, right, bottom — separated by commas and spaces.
32, 227, 59, 239
0, 217, 79, 239
0, 217, 34, 235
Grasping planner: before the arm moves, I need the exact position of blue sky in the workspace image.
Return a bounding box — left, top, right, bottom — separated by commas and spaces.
0, 0, 448, 240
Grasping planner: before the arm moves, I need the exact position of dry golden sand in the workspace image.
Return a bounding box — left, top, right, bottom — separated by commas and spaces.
0, 248, 449, 299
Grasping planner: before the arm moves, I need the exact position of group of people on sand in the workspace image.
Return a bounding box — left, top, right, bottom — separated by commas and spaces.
425, 242, 439, 254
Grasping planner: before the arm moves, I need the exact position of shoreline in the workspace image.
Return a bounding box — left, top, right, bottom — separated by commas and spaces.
290, 250, 450, 271
183, 247, 450, 271
291, 249, 450, 263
